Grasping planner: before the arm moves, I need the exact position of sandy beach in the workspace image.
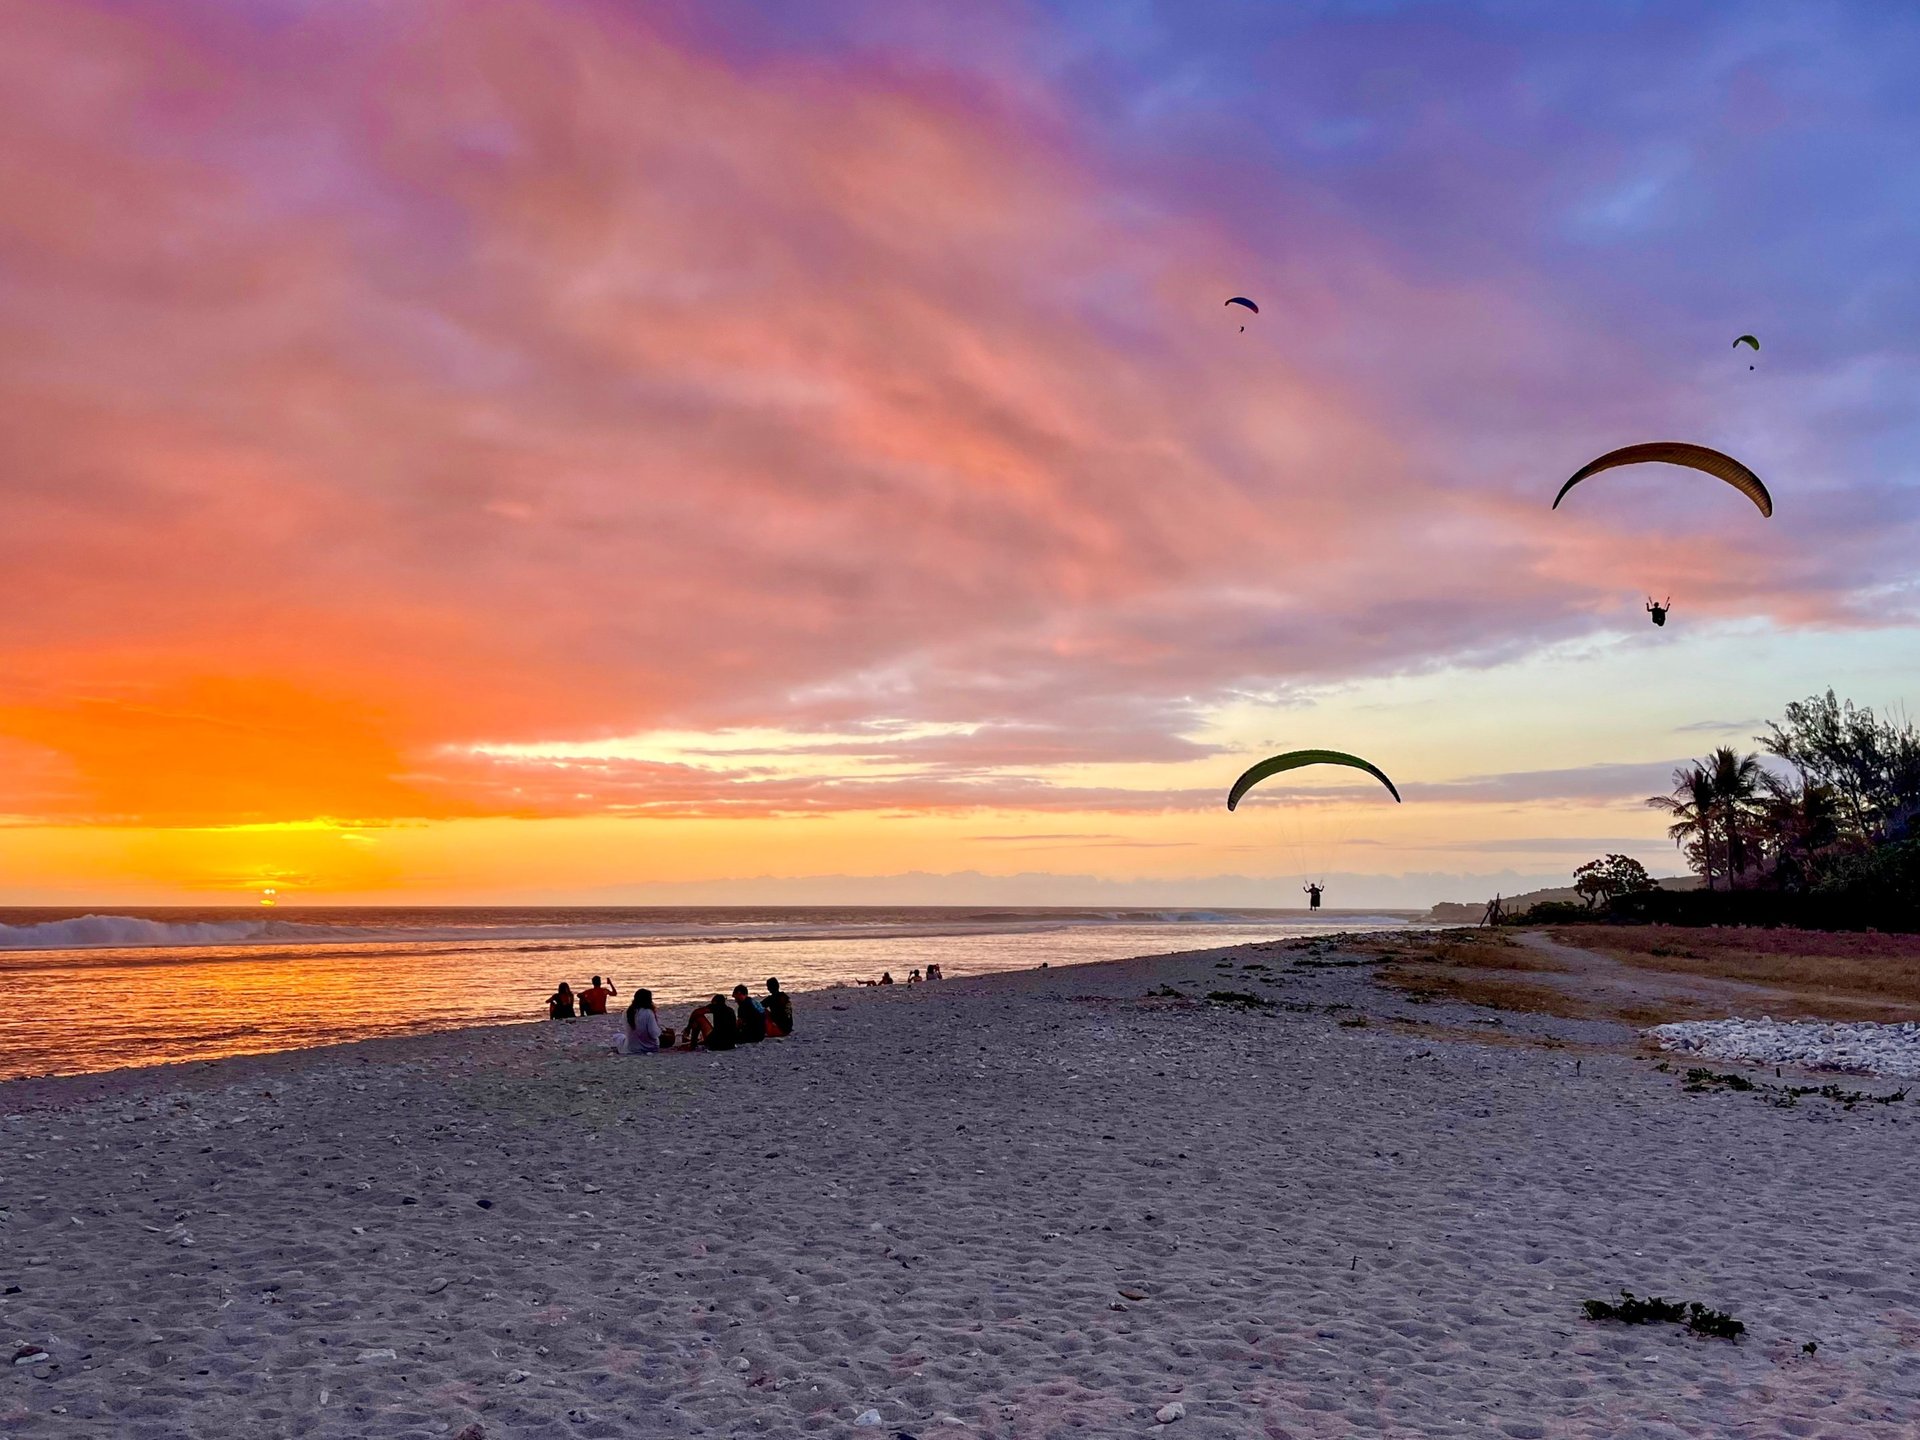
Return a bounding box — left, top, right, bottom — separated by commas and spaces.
5, 931, 1919, 1439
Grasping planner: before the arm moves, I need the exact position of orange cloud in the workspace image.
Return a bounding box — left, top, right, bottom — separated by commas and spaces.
0, 0, 1882, 848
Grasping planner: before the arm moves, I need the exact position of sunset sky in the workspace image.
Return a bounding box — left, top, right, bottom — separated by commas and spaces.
2, 0, 1917, 907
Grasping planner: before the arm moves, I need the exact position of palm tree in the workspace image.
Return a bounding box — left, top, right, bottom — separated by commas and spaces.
1704, 746, 1765, 886
1649, 748, 1767, 890
1647, 764, 1718, 889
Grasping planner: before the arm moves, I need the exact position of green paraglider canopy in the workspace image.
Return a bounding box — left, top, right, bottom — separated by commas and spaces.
1551, 442, 1772, 519
1226, 750, 1403, 811
1733, 334, 1759, 351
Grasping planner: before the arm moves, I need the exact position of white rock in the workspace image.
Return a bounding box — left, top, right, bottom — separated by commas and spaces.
357, 1348, 397, 1362
1646, 1018, 1920, 1078
854, 1409, 884, 1426
1155, 1402, 1186, 1424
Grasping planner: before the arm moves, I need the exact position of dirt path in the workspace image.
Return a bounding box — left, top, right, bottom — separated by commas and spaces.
1514, 931, 1787, 1020
1512, 930, 1918, 1024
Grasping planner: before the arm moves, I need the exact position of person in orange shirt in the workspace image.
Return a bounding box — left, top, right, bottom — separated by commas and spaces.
578, 975, 618, 1016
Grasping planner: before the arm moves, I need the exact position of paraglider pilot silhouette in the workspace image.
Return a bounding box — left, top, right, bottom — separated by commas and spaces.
1646, 596, 1671, 627
1224, 751, 1401, 917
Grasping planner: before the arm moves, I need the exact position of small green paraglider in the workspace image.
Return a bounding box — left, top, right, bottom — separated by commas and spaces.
1225, 749, 1402, 811
1734, 334, 1759, 370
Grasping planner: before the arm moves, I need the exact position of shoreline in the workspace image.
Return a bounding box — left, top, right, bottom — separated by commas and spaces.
0, 922, 1445, 1092
0, 932, 1397, 1103
0, 914, 1435, 1086
5, 930, 1917, 1438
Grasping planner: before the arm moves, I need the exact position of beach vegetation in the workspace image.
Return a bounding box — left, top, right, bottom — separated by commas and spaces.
1776, 1081, 1907, 1109
1513, 899, 1594, 923
1574, 854, 1657, 908
1583, 1291, 1687, 1324
1683, 1304, 1748, 1340
1377, 966, 1599, 1020
1206, 989, 1274, 1010
1646, 746, 1766, 892
1559, 925, 1920, 1013
1476, 689, 1920, 930
1583, 1291, 1746, 1340
1635, 695, 1920, 917
1678, 1066, 1905, 1109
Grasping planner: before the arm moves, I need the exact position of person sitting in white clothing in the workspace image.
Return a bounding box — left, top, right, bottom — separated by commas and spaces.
621, 989, 662, 1055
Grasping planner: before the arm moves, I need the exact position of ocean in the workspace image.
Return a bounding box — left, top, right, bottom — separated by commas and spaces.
0, 905, 1426, 1081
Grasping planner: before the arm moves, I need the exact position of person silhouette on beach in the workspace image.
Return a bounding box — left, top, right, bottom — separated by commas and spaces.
546, 982, 576, 1019
731, 984, 767, 1043
579, 975, 617, 1015
703, 994, 738, 1051
1303, 883, 1324, 912
764, 977, 793, 1036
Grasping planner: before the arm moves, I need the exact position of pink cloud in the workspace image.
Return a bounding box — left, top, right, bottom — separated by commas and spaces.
0, 1, 1884, 825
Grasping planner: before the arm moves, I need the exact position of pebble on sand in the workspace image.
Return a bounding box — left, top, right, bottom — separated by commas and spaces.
1155, 1401, 1186, 1423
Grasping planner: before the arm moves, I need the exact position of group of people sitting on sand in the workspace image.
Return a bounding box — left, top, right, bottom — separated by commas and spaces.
543, 975, 794, 1056
545, 975, 619, 1018
859, 964, 942, 986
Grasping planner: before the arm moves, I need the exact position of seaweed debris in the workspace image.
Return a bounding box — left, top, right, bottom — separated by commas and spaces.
1583, 1291, 1746, 1340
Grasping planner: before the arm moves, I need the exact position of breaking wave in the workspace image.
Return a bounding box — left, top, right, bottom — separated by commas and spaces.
0, 914, 366, 951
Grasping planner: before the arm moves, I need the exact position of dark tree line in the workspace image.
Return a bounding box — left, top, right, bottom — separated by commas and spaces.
1644, 690, 1920, 918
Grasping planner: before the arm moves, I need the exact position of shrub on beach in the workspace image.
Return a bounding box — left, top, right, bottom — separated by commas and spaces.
1512, 900, 1592, 925
1583, 1291, 1746, 1340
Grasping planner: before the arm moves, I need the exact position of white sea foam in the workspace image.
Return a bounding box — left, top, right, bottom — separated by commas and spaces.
0, 914, 361, 951
1646, 1017, 1920, 1079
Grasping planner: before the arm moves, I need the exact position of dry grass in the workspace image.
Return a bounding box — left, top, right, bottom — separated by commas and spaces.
1377, 966, 1604, 1021
1550, 926, 1920, 1011
1373, 933, 1570, 974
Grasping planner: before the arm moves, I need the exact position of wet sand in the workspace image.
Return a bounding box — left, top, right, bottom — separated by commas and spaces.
4, 933, 1918, 1438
